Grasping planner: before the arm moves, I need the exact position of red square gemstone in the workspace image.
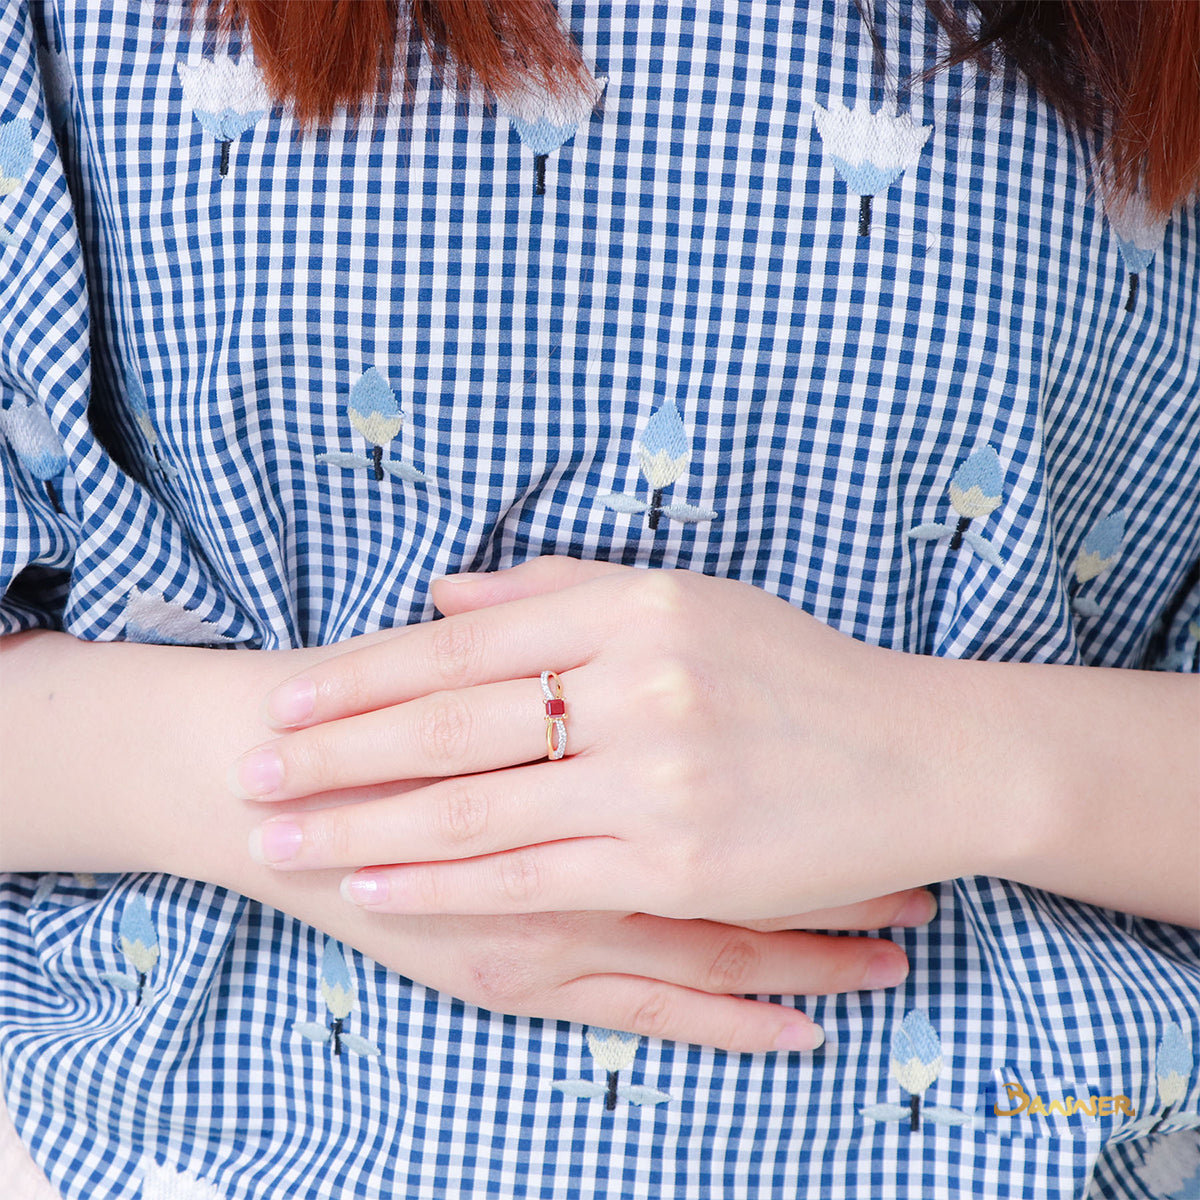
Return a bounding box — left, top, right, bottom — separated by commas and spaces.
545, 698, 566, 718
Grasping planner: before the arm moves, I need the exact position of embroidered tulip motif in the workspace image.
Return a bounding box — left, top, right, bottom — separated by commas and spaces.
0, 398, 66, 511
177, 56, 270, 177
122, 588, 235, 646
100, 894, 159, 1006
294, 938, 380, 1058
861, 1009, 973, 1130
1134, 1130, 1200, 1197
140, 1161, 228, 1200
318, 368, 427, 484
1150, 1024, 1194, 1133
1102, 189, 1169, 312
125, 367, 179, 480
497, 74, 606, 195
0, 116, 34, 245
0, 117, 33, 196
812, 103, 931, 235
1069, 510, 1126, 618
598, 401, 717, 530
908, 446, 1006, 567
551, 1026, 671, 1109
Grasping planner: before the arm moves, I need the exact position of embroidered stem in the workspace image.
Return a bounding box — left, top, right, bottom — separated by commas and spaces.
949, 515, 971, 551
605, 1071, 619, 1111
858, 194, 873, 237
371, 444, 383, 482
1125, 273, 1139, 312
43, 479, 62, 514
219, 139, 231, 177
331, 1017, 344, 1057
534, 154, 547, 195
135, 971, 147, 1007
909, 1093, 921, 1132
1149, 1103, 1174, 1134
648, 488, 664, 531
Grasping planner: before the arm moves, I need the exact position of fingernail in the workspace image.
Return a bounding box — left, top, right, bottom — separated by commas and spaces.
232, 746, 285, 797
248, 820, 303, 865
435, 572, 484, 586
896, 889, 938, 927
863, 949, 910, 989
265, 677, 315, 728
774, 1022, 824, 1052
341, 873, 389, 907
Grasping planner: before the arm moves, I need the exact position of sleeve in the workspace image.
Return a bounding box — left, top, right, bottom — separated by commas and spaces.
0, 2, 87, 635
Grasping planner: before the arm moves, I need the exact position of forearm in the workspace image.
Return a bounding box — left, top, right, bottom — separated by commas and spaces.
956, 657, 1200, 926
0, 630, 300, 877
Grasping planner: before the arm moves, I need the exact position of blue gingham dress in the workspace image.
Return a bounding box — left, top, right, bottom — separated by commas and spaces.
2, 2, 1198, 1197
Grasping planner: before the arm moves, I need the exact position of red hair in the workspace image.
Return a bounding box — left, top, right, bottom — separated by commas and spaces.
206, 0, 1200, 215
204, 0, 589, 127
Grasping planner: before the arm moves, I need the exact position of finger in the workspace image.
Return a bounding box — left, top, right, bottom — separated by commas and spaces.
341, 839, 622, 916
247, 762, 600, 868
261, 581, 616, 730
581, 913, 910, 998
235, 673, 593, 801
541, 973, 826, 1055
432, 556, 627, 616
735, 889, 938, 933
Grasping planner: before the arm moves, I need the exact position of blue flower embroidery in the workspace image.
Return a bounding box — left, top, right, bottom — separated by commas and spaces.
294, 938, 380, 1058
0, 398, 66, 511
552, 1026, 671, 1109
318, 368, 427, 484
1101, 189, 1169, 312
177, 56, 270, 177
812, 103, 931, 235
1151, 1024, 1195, 1133
861, 1009, 973, 1130
1070, 510, 1126, 618
125, 367, 179, 480
0, 117, 33, 195
497, 75, 606, 195
909, 446, 1006, 567
598, 401, 717, 529
100, 893, 159, 1006
0, 116, 35, 245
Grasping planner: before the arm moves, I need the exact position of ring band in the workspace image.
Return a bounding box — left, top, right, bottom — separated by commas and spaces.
540, 671, 567, 760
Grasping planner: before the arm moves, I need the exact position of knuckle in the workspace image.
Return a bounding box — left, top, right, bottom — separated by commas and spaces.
497, 850, 542, 907
330, 653, 375, 717
434, 783, 489, 846
414, 693, 473, 768
306, 808, 355, 863
468, 948, 539, 1007
288, 731, 339, 792
704, 936, 760, 992
626, 987, 675, 1041
429, 619, 484, 688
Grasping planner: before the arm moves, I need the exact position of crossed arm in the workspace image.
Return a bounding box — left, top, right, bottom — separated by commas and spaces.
3, 558, 1197, 1052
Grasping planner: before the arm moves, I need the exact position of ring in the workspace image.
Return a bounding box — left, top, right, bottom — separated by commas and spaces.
540, 671, 567, 760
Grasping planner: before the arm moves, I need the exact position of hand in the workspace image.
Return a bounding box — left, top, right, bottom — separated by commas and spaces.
230, 859, 935, 1053
234, 559, 993, 920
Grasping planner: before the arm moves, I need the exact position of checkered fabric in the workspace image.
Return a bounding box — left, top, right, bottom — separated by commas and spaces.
2, 2, 1198, 1197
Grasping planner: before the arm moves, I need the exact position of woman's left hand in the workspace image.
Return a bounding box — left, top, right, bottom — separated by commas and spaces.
233, 558, 1003, 920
